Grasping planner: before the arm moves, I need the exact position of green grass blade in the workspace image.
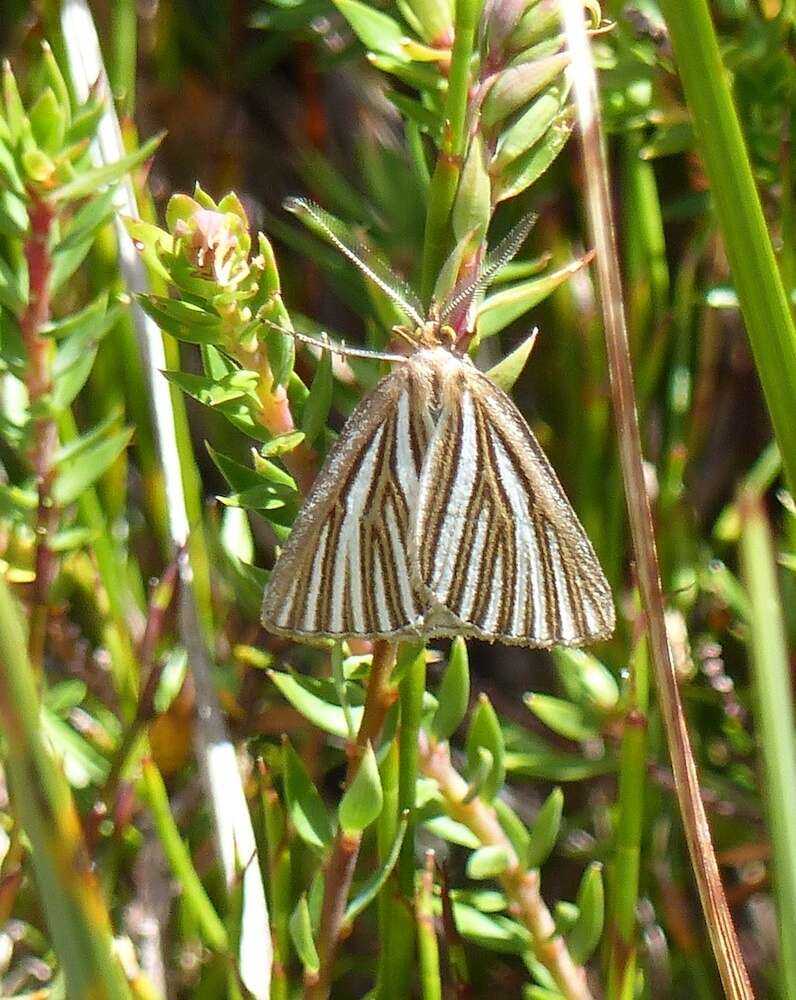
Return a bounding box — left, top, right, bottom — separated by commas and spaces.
740, 494, 796, 997
658, 0, 796, 490
0, 577, 133, 999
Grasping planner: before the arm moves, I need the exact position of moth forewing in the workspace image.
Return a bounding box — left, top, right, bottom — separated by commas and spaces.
410, 354, 614, 646
261, 359, 428, 640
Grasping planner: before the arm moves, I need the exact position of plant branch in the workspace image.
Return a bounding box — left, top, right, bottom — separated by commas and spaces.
306, 640, 398, 1000
421, 0, 483, 301
560, 2, 753, 996
20, 196, 58, 671
418, 733, 593, 1000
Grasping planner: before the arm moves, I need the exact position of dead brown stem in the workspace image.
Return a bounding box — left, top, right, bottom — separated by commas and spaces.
419, 733, 594, 1000
306, 640, 399, 1000
561, 2, 753, 996
20, 197, 57, 671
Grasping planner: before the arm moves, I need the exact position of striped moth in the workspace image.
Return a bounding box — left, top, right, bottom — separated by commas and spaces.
262, 200, 614, 647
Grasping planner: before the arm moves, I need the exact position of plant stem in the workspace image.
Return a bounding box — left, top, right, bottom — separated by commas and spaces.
657, 0, 796, 492
739, 492, 796, 998
560, 3, 753, 996
376, 741, 404, 999
606, 626, 649, 999
374, 646, 426, 998
20, 197, 57, 672
307, 640, 398, 1000
418, 733, 593, 1000
417, 850, 442, 1000
398, 647, 425, 893
260, 761, 292, 1000
101, 560, 179, 807
421, 0, 483, 301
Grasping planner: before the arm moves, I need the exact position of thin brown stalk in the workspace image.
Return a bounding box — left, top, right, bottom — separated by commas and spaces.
20, 197, 58, 671
306, 640, 399, 1000
560, 3, 753, 996
101, 559, 179, 807
419, 732, 593, 1000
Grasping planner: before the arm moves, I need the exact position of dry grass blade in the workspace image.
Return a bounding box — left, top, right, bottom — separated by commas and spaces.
60, 3, 272, 996
559, 2, 753, 996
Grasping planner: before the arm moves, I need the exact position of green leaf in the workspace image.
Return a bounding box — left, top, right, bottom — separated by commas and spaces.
493, 85, 565, 173
478, 255, 590, 339
0, 483, 38, 521
524, 693, 600, 742
50, 526, 97, 553
268, 671, 364, 739
551, 647, 619, 715
140, 759, 229, 952
43, 679, 87, 716
41, 42, 71, 129
282, 740, 334, 850
139, 295, 223, 344
466, 844, 512, 880
0, 188, 27, 238
525, 788, 564, 869
29, 87, 66, 155
503, 725, 613, 782
2, 61, 26, 142
495, 109, 574, 204
252, 451, 297, 491
448, 902, 530, 955
164, 368, 259, 410
334, 0, 409, 59
486, 331, 538, 392
339, 742, 383, 834
482, 54, 569, 128
466, 694, 505, 802
51, 188, 118, 290
0, 139, 24, 195
452, 134, 490, 243
431, 637, 470, 742
0, 309, 25, 376
65, 94, 104, 146
566, 863, 604, 963
265, 319, 295, 388
52, 301, 118, 409
53, 425, 134, 505
554, 900, 580, 935
261, 430, 306, 457
494, 799, 531, 869
301, 344, 333, 445
45, 292, 111, 340
41, 706, 109, 787
207, 444, 265, 494
52, 131, 164, 202
289, 895, 319, 974
0, 251, 27, 314
344, 812, 408, 924
422, 814, 480, 849
386, 92, 443, 138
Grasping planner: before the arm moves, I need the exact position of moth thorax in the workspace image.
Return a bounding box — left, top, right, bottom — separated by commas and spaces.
414, 320, 456, 348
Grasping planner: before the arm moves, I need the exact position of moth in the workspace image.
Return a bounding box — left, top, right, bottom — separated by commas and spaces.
262, 200, 615, 647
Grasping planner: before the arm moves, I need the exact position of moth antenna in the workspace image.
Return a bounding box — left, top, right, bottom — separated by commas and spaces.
284, 197, 426, 328
440, 211, 538, 327
265, 320, 408, 364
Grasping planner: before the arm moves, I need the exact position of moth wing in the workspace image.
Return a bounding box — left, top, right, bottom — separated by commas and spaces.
262, 362, 431, 640
413, 364, 615, 646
